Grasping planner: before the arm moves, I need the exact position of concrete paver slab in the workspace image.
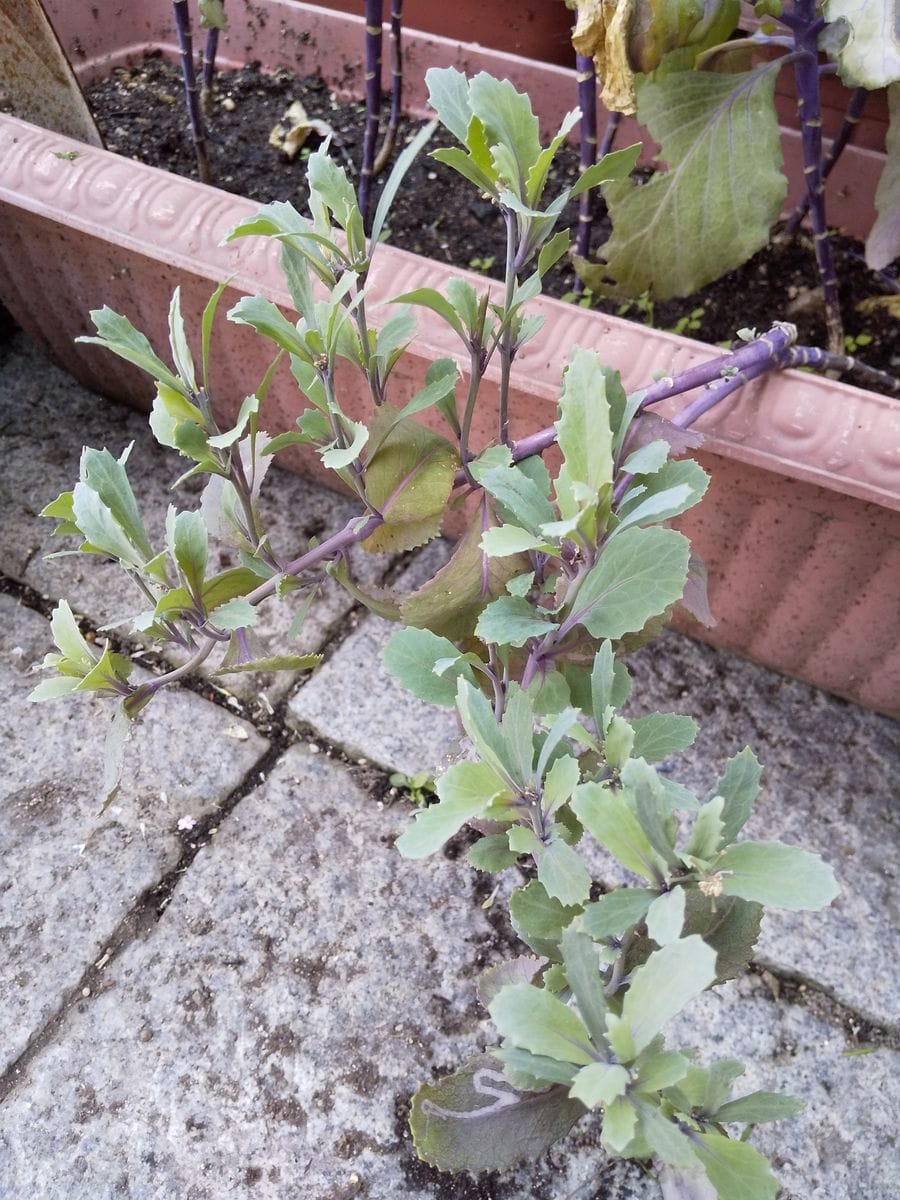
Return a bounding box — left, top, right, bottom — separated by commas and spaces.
0, 594, 268, 1074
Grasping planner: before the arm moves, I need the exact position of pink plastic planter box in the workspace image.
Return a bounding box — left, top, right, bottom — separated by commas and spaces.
1, 0, 898, 717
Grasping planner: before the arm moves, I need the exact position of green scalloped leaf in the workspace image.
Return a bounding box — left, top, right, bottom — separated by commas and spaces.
587, 63, 786, 300
409, 1054, 585, 1174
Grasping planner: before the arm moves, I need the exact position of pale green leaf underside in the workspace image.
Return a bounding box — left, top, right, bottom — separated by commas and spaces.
823, 0, 900, 89
866, 83, 900, 270
592, 65, 787, 300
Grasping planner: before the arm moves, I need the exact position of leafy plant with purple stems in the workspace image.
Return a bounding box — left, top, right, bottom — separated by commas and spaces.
569, 0, 900, 358
32, 69, 844, 1199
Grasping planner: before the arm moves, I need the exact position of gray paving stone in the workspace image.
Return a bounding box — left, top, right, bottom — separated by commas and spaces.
668, 973, 900, 1200
0, 745, 656, 1200
0, 594, 268, 1075
0, 333, 388, 702
625, 631, 900, 1030
0, 745, 891, 1199
286, 542, 458, 777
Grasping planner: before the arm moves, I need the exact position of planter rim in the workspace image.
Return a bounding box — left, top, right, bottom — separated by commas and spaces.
2, 110, 897, 514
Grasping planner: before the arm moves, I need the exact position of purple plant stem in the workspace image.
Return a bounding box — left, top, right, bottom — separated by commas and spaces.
506, 324, 798, 470
358, 0, 384, 228
790, 0, 843, 353
573, 53, 597, 295
172, 1, 211, 184
784, 345, 900, 394
784, 86, 868, 235
373, 0, 403, 176
201, 0, 225, 116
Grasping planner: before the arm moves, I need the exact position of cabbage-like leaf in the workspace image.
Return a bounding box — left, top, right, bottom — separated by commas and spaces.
585, 63, 786, 299
866, 82, 900, 270
823, 0, 900, 89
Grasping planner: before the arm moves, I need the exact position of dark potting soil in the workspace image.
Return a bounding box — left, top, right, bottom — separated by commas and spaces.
86, 56, 899, 396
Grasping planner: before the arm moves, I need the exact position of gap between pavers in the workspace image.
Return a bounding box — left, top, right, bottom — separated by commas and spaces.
0, 743, 893, 1200
0, 593, 268, 1077
0, 333, 394, 704
291, 600, 899, 1032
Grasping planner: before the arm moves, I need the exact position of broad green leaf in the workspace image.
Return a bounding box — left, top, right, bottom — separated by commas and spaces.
600, 1096, 638, 1154
80, 446, 153, 560
209, 597, 258, 630
468, 834, 519, 872
541, 751, 581, 814
616, 458, 709, 530
572, 782, 662, 881
590, 63, 786, 300
536, 836, 592, 907
569, 144, 642, 199
620, 757, 680, 869
396, 760, 506, 858
630, 712, 698, 762
866, 82, 900, 269
714, 1091, 804, 1125
391, 287, 466, 341
320, 418, 368, 471
714, 747, 761, 845
495, 1045, 578, 1089
475, 596, 556, 649
481, 525, 548, 556
502, 683, 536, 784
571, 526, 690, 639
694, 1133, 779, 1200
823, 0, 900, 89
646, 888, 685, 946
560, 926, 608, 1047
570, 1063, 629, 1109
455, 677, 520, 784
603, 714, 635, 771
201, 567, 263, 612
579, 889, 657, 939
490, 982, 595, 1065
307, 147, 360, 228
48, 600, 95, 673
682, 889, 762, 986
509, 880, 584, 960
425, 66, 474, 145
71, 483, 144, 569
476, 956, 547, 1008
683, 794, 726, 863
589, 641, 617, 735
75, 642, 133, 695
401, 508, 529, 641
621, 936, 717, 1054
554, 348, 614, 539
77, 307, 184, 394
717, 842, 841, 910
409, 1053, 585, 1173
29, 676, 82, 702
636, 1099, 697, 1168
383, 627, 477, 706
610, 484, 694, 538
669, 1058, 746, 1117
362, 407, 458, 554
633, 1048, 690, 1093
227, 295, 312, 360
397, 358, 459, 422
620, 439, 669, 478
537, 229, 571, 278
206, 393, 260, 449
480, 464, 556, 532
525, 108, 579, 208
469, 74, 542, 192
167, 508, 208, 596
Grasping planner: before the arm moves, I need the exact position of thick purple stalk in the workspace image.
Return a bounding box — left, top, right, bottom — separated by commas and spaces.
358, 0, 384, 228
784, 345, 900, 394
790, 0, 843, 353
201, 0, 226, 116
784, 86, 868, 235
373, 0, 403, 176
573, 53, 597, 295
172, 1, 211, 184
